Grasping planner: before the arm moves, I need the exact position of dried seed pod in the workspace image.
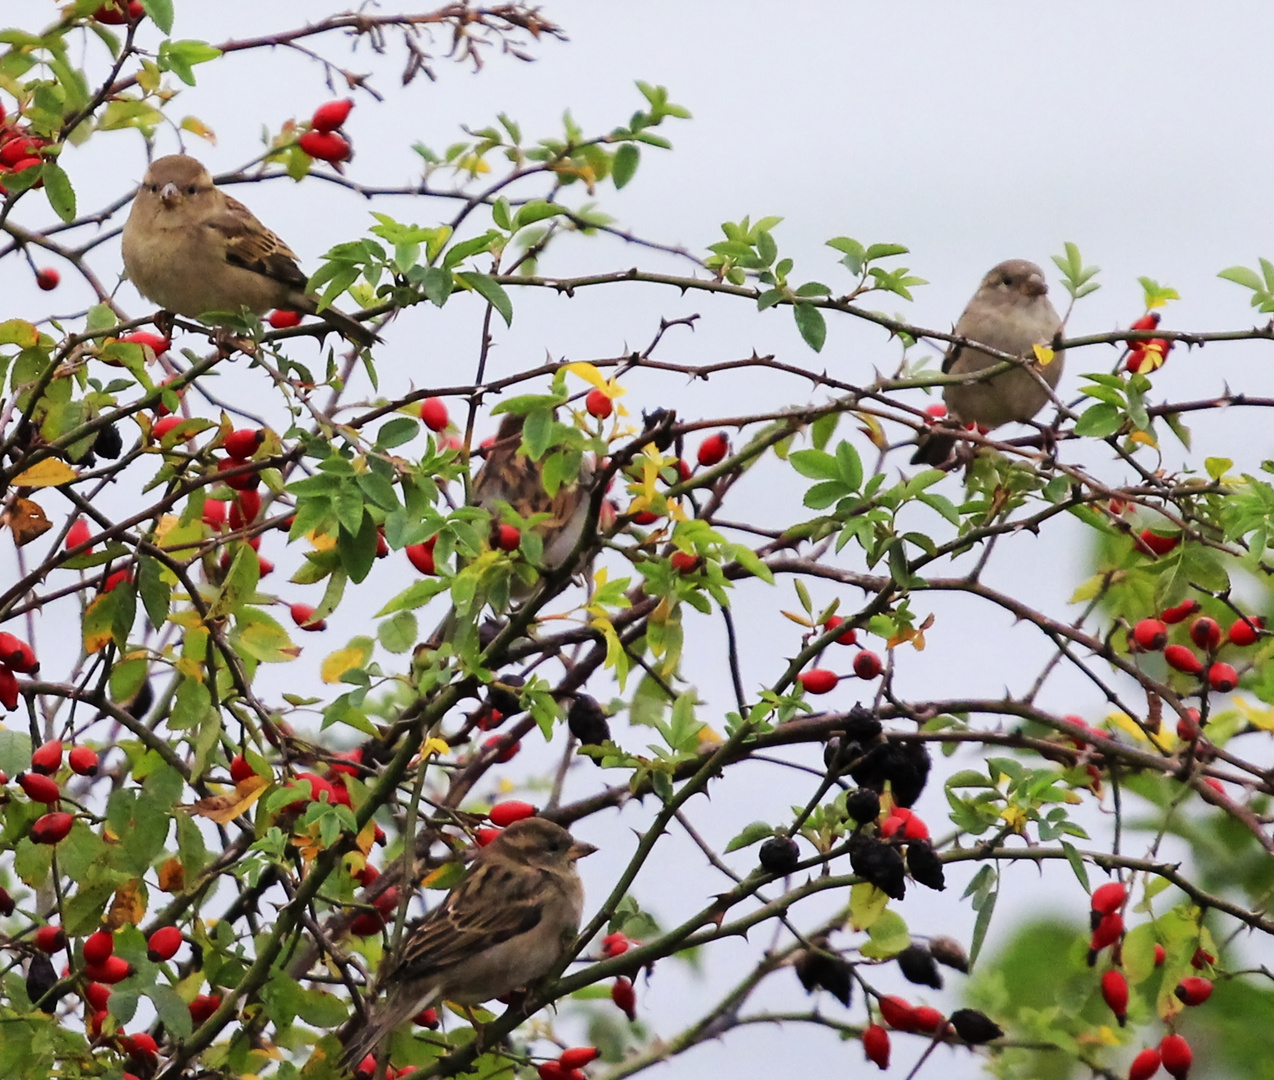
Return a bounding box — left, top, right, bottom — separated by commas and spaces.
896, 944, 943, 990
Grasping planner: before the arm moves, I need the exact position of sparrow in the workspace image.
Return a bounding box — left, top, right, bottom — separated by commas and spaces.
911, 259, 1064, 465
121, 154, 377, 347
339, 817, 596, 1070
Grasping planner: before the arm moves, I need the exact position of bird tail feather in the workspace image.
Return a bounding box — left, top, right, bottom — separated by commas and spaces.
339, 987, 440, 1072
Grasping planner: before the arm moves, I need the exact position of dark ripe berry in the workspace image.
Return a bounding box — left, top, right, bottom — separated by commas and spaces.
759, 835, 800, 875
488, 800, 537, 827
568, 694, 611, 747
126, 678, 154, 721
799, 668, 838, 694
928, 935, 969, 973
1174, 976, 1213, 1006
1227, 615, 1262, 646
906, 839, 946, 891
849, 739, 931, 807
1161, 599, 1201, 624
311, 98, 354, 132
949, 1008, 1003, 1045
146, 925, 183, 962
844, 704, 884, 743
1091, 881, 1128, 916
19, 772, 61, 804
1158, 1034, 1192, 1080
896, 944, 942, 989
696, 431, 729, 467
1164, 644, 1203, 675
793, 946, 853, 1006
485, 674, 525, 717
93, 423, 123, 460
30, 811, 74, 844
0, 887, 14, 916
26, 953, 59, 1012
824, 615, 858, 645
83, 929, 114, 965
1101, 969, 1129, 1024
823, 737, 859, 775
844, 787, 881, 826
34, 925, 66, 953
1188, 617, 1221, 651
68, 745, 99, 776
611, 976, 637, 1020
585, 388, 613, 419
1132, 618, 1168, 651
853, 650, 883, 680
421, 397, 449, 432
1208, 662, 1238, 692
1129, 1048, 1162, 1080
862, 1024, 890, 1070
848, 835, 906, 900
29, 738, 61, 772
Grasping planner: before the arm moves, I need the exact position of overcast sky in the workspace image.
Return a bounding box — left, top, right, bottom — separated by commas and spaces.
5, 4, 1274, 1078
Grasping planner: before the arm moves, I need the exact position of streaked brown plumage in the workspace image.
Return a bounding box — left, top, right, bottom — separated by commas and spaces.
121, 154, 377, 347
912, 259, 1063, 465
339, 818, 595, 1070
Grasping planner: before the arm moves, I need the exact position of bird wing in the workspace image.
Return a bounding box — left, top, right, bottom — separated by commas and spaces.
386, 859, 550, 984
475, 416, 587, 527
205, 195, 309, 291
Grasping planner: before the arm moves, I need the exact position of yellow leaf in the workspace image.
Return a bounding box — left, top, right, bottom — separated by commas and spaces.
307, 530, 338, 553
1129, 430, 1158, 448
565, 362, 608, 390
5, 496, 52, 546
1232, 697, 1274, 732
1108, 711, 1175, 751
184, 775, 268, 825
321, 644, 371, 684
419, 736, 449, 760
1033, 344, 1056, 366
781, 610, 814, 628
158, 857, 185, 893
106, 879, 147, 929
1000, 805, 1028, 833
82, 592, 116, 654
12, 459, 77, 488
0, 319, 39, 347
848, 881, 889, 930
180, 115, 217, 143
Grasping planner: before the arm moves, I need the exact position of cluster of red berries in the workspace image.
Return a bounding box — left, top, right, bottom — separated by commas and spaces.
298, 99, 354, 164
12, 739, 98, 845
352, 1055, 421, 1079
0, 631, 38, 710
1131, 600, 1261, 697
0, 99, 47, 196
1123, 313, 1174, 376
91, 1, 146, 24
799, 615, 884, 694
537, 1046, 601, 1080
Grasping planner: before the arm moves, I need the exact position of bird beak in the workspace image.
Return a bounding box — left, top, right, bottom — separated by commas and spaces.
567, 840, 598, 861
1024, 274, 1048, 297
159, 182, 181, 207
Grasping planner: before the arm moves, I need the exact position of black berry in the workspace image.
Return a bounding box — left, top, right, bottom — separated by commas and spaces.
950, 1009, 1003, 1044
759, 835, 800, 875
906, 840, 946, 891
896, 945, 943, 990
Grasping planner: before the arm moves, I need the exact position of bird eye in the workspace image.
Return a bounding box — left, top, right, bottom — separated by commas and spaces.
1001, 275, 1013, 287
185, 185, 197, 195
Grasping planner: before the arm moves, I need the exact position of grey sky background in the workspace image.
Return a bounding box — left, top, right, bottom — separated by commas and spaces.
4, 3, 1274, 1078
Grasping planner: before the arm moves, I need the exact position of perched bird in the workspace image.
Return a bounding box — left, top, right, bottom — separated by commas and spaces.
911, 259, 1063, 465
339, 818, 596, 1069
121, 154, 377, 347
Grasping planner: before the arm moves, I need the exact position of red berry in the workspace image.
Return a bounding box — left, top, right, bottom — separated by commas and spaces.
0, 887, 12, 916
538, 1063, 569, 1080
65, 518, 93, 552
68, 745, 99, 776
910, 1006, 946, 1034
0, 137, 41, 167
1153, 943, 1166, 967
1174, 976, 1213, 1006
375, 528, 389, 559
267, 309, 303, 329
406, 537, 437, 575
1101, 969, 1129, 1025
1208, 662, 1238, 692
669, 550, 701, 573
103, 569, 132, 593
483, 735, 520, 763
83, 930, 114, 965
878, 995, 917, 1031
824, 615, 857, 645
224, 428, 264, 461
311, 98, 354, 132
697, 432, 729, 467
924, 402, 948, 420
853, 650, 883, 679
1188, 617, 1221, 651
92, 1, 143, 23
34, 925, 67, 953
558, 1048, 600, 1070
1091, 881, 1127, 915
489, 800, 536, 827
229, 754, 256, 784
798, 668, 839, 695
1177, 709, 1202, 741
35, 268, 59, 291
146, 925, 183, 962
630, 507, 659, 526
230, 491, 262, 531
349, 911, 385, 937
611, 976, 637, 1020
290, 603, 326, 632
421, 397, 449, 432
116, 331, 170, 354
879, 814, 905, 840
902, 814, 930, 841
291, 771, 335, 805
1132, 618, 1168, 651
1191, 947, 1215, 969
1138, 530, 1179, 556
372, 887, 401, 916
1164, 644, 1203, 675
1227, 615, 1262, 647
862, 1023, 890, 1069
602, 932, 631, 957
585, 388, 613, 419
0, 634, 40, 676
19, 772, 61, 803
1129, 1048, 1162, 1080
353, 1054, 377, 1079
1089, 912, 1124, 959
494, 524, 521, 552
298, 130, 351, 163
189, 993, 221, 1024
30, 811, 73, 844
123, 1032, 158, 1060
414, 1006, 439, 1028
1158, 1034, 1191, 1080
84, 982, 111, 1011
474, 827, 501, 847
1161, 599, 1200, 624
1128, 313, 1161, 334
218, 457, 260, 490
0, 668, 18, 711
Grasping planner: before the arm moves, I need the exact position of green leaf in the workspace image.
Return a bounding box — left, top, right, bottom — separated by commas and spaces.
613, 143, 639, 189
1218, 265, 1264, 292
789, 449, 840, 481
140, 0, 174, 33
376, 416, 419, 450
377, 610, 418, 654
792, 303, 826, 352
455, 271, 513, 326
723, 821, 773, 853
137, 554, 171, 631
1073, 402, 1123, 438
42, 163, 76, 223
860, 909, 910, 958
1060, 840, 1089, 893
